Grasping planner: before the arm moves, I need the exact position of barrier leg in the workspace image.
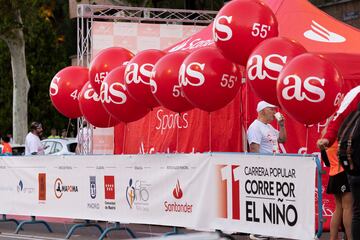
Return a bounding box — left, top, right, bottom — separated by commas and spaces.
315, 156, 324, 239
163, 226, 180, 237
65, 219, 104, 239
216, 230, 235, 240
0, 214, 20, 226
98, 222, 136, 240
15, 216, 52, 234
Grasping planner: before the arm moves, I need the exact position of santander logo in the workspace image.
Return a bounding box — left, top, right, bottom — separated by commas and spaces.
164, 179, 193, 213
304, 20, 346, 43
172, 180, 183, 199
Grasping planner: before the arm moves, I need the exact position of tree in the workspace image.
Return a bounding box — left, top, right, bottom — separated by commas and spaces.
0, 0, 75, 143
118, 0, 224, 10
0, 1, 29, 144
0, 0, 222, 144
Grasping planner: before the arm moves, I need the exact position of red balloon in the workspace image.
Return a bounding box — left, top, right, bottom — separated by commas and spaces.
247, 37, 307, 105
180, 47, 242, 112
124, 49, 166, 108
89, 47, 134, 94
213, 0, 278, 65
151, 51, 194, 113
78, 81, 120, 128
100, 66, 150, 123
277, 53, 343, 125
49, 66, 88, 118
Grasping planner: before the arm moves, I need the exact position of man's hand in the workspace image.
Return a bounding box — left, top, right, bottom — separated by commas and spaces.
249, 143, 260, 153
316, 138, 329, 150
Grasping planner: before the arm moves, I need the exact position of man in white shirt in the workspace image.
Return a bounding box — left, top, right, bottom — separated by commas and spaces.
25, 122, 45, 155
76, 120, 91, 155
247, 101, 287, 240
247, 101, 287, 154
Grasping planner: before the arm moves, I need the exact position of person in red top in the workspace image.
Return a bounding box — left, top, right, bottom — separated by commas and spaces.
317, 85, 360, 240
1, 136, 12, 156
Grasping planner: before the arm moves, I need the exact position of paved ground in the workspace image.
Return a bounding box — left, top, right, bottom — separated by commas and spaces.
0, 217, 332, 240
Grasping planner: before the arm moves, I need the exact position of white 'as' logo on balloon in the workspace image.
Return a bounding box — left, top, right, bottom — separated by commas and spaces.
125, 63, 155, 86
150, 70, 157, 94
84, 84, 101, 102
99, 82, 127, 104
178, 62, 205, 87
281, 74, 325, 103
247, 54, 287, 81
50, 76, 60, 96
213, 15, 233, 42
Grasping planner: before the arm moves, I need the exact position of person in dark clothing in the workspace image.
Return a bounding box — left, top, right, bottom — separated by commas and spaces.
317, 85, 360, 239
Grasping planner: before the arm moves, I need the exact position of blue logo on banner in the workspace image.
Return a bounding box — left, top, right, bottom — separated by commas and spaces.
90, 176, 96, 199
17, 180, 24, 192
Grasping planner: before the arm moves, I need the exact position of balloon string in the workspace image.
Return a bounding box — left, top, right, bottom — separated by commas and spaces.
305, 125, 309, 154
108, 115, 112, 128
66, 118, 71, 138
122, 123, 127, 154
209, 112, 212, 153
239, 84, 244, 152
245, 80, 249, 152
147, 110, 152, 154
176, 113, 180, 153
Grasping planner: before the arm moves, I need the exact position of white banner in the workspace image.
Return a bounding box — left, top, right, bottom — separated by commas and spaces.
0, 153, 316, 239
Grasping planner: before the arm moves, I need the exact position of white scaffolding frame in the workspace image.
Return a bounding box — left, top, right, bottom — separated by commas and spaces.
76, 4, 217, 154
77, 4, 217, 67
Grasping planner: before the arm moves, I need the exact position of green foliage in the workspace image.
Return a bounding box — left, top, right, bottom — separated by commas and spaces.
0, 0, 22, 36
0, 0, 76, 137
0, 41, 12, 135
125, 0, 224, 10
0, 0, 223, 137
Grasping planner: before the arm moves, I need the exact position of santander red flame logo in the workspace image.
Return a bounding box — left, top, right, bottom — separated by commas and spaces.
172, 179, 183, 199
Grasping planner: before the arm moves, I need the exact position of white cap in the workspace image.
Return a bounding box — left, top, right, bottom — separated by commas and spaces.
256, 101, 277, 112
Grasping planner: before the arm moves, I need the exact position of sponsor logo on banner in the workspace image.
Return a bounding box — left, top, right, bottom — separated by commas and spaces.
304, 20, 346, 43
17, 180, 35, 194
244, 166, 298, 226
164, 179, 193, 214
0, 185, 13, 192
38, 173, 46, 201
126, 178, 150, 211
90, 176, 96, 199
166, 165, 190, 170
87, 176, 100, 210
54, 178, 79, 199
217, 165, 240, 220
104, 176, 116, 210
173, 180, 183, 199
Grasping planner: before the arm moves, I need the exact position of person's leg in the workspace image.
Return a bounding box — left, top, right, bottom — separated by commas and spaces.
348, 175, 360, 240
330, 194, 342, 240
341, 192, 353, 240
